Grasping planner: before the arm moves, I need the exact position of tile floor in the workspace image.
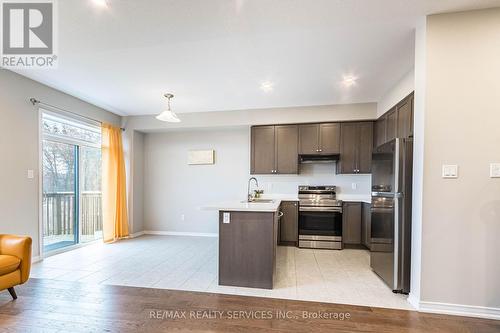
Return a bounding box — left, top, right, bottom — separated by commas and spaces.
31, 235, 412, 310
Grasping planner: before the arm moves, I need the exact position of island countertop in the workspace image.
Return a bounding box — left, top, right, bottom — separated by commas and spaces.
201, 199, 282, 212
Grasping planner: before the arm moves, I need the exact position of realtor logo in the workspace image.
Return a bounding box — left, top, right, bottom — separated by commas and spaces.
1, 0, 57, 68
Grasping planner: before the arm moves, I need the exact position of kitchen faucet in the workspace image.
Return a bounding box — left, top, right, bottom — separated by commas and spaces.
247, 177, 259, 202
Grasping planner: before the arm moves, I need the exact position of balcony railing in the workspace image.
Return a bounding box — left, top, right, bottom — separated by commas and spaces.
42, 191, 103, 240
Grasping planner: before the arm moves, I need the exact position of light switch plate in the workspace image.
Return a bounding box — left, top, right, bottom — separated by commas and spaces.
490, 163, 500, 178
27, 169, 34, 179
442, 165, 458, 178
223, 212, 231, 224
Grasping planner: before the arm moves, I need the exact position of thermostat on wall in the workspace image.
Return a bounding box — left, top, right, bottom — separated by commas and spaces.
442, 164, 458, 178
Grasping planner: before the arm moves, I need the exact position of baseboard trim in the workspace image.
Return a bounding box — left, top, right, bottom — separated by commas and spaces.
129, 231, 145, 238
407, 293, 420, 310
143, 230, 218, 238
32, 256, 42, 264
418, 301, 500, 320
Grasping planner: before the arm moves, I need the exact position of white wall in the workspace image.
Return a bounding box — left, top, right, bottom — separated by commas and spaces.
417, 8, 500, 315
125, 103, 377, 132
122, 128, 146, 235
377, 70, 415, 117
132, 131, 145, 234
143, 128, 371, 234
0, 69, 121, 258
143, 128, 248, 234
408, 16, 427, 309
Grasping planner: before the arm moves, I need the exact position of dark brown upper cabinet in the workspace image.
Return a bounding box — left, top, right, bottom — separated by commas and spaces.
386, 107, 397, 142
358, 122, 373, 174
374, 116, 387, 148
251, 125, 298, 175
374, 92, 414, 148
338, 122, 373, 174
276, 125, 299, 174
299, 123, 340, 155
397, 93, 414, 139
251, 126, 275, 174
298, 124, 318, 154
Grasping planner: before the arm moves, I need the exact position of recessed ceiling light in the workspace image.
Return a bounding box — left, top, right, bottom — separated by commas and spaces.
91, 0, 108, 8
260, 81, 274, 93
342, 75, 357, 87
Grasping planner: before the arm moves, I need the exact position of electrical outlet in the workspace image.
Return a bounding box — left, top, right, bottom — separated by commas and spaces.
351, 183, 357, 190
442, 165, 458, 178
27, 169, 34, 179
181, 214, 185, 221
490, 163, 500, 178
223, 212, 230, 224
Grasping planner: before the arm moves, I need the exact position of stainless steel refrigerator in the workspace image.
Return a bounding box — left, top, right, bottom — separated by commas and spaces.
370, 138, 413, 294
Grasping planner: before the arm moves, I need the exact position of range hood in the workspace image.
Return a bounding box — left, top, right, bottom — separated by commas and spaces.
299, 154, 340, 164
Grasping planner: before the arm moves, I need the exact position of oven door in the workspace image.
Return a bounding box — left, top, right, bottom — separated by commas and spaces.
298, 208, 342, 239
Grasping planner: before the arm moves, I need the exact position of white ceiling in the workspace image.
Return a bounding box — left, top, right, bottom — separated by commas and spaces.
12, 0, 500, 116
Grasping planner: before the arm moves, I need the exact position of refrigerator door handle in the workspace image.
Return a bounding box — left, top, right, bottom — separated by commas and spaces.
393, 195, 400, 291
372, 192, 404, 198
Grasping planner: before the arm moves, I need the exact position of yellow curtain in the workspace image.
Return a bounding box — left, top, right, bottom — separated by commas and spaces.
102, 123, 129, 242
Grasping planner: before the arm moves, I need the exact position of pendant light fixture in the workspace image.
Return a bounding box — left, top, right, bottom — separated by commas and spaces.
156, 93, 180, 122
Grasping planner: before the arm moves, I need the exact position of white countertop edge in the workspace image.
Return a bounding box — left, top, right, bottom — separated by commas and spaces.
201, 199, 282, 212
336, 194, 372, 204
200, 194, 371, 212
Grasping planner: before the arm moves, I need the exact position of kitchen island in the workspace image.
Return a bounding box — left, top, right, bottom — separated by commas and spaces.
204, 200, 281, 289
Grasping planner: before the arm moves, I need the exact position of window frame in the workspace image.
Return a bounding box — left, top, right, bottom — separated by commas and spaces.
40, 108, 103, 257
41, 108, 102, 149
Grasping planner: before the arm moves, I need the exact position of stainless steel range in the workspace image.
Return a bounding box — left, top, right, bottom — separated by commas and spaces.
298, 186, 343, 250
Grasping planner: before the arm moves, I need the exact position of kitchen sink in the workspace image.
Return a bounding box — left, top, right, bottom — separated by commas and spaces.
241, 199, 275, 203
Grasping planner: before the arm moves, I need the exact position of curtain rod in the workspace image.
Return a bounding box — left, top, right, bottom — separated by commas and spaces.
30, 98, 125, 132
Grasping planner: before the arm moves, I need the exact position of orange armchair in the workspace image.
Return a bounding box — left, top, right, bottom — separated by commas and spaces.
0, 235, 32, 299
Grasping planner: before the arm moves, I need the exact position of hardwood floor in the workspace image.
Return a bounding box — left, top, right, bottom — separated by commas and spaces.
0, 278, 498, 332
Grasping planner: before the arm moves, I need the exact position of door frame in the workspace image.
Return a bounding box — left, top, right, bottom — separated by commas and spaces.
37, 108, 102, 259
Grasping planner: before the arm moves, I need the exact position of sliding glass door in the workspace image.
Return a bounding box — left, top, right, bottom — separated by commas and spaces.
80, 146, 103, 243
41, 111, 102, 253
42, 141, 78, 251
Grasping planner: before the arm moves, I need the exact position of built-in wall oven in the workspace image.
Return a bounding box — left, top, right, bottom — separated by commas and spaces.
298, 186, 343, 250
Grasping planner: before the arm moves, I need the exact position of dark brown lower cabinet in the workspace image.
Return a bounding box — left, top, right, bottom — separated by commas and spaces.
361, 202, 371, 249
279, 201, 298, 246
342, 202, 362, 244
219, 211, 277, 289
